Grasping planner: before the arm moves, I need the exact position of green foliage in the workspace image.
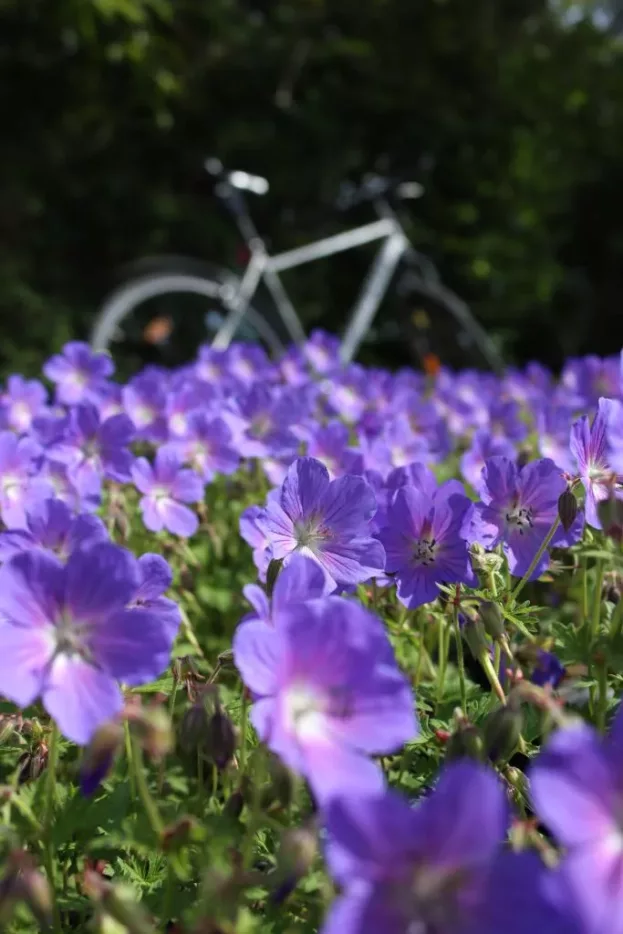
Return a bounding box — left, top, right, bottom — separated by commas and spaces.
2, 0, 623, 375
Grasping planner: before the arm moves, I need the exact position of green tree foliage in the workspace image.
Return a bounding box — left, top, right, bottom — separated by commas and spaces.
1, 0, 623, 373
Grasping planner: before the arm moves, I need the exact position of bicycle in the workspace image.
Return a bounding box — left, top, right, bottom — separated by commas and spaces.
90, 158, 504, 373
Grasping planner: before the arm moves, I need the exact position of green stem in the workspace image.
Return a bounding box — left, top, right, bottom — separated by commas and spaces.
591, 559, 605, 643
597, 660, 609, 733
511, 515, 561, 602
610, 597, 623, 640
453, 606, 467, 715
131, 738, 164, 838
435, 619, 448, 710
480, 652, 507, 704
124, 720, 137, 801
43, 723, 61, 934
239, 686, 249, 773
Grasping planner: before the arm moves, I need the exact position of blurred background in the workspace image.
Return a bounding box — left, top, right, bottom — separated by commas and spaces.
2, 0, 623, 376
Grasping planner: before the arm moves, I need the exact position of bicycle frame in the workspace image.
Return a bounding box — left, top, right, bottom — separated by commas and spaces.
210, 209, 410, 364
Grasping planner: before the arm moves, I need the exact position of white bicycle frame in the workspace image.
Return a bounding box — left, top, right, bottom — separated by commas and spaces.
211, 213, 410, 365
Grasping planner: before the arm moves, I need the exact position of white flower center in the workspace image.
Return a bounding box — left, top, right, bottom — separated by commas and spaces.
505, 504, 534, 534
284, 684, 329, 741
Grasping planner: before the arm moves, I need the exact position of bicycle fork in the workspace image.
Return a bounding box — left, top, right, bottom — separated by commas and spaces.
340, 231, 408, 364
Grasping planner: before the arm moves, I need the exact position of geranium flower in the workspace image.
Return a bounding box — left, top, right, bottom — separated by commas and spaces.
258, 457, 385, 592
322, 761, 568, 934
0, 375, 47, 434
233, 596, 417, 802
43, 341, 113, 406
463, 456, 583, 579
132, 448, 203, 537
377, 483, 476, 609
0, 543, 177, 743
570, 397, 621, 528
0, 498, 107, 562
0, 431, 53, 528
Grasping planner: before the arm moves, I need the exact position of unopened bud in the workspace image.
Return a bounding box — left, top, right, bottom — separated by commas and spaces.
223, 789, 245, 819
261, 753, 295, 811
482, 705, 523, 764
0, 717, 16, 746
161, 816, 198, 852
597, 492, 623, 542
445, 722, 484, 762
557, 488, 578, 532
478, 601, 505, 641
0, 852, 52, 930
85, 872, 156, 934
277, 825, 317, 880
203, 707, 237, 770
17, 746, 48, 785
126, 706, 173, 762
265, 559, 283, 597
80, 722, 124, 797
179, 701, 211, 756
459, 614, 489, 661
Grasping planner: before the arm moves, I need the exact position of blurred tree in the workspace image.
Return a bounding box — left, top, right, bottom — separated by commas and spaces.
0, 0, 622, 372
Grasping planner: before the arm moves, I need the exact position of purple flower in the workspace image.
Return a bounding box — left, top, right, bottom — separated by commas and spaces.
0, 498, 107, 562
570, 398, 621, 529
132, 448, 203, 537
321, 761, 554, 934
258, 457, 385, 592
233, 596, 417, 802
49, 404, 135, 498
463, 457, 583, 580
165, 383, 218, 439
536, 404, 576, 474
0, 375, 47, 434
122, 371, 168, 442
0, 432, 53, 528
0, 543, 176, 743
39, 459, 100, 513
460, 430, 516, 490
164, 413, 240, 482
530, 706, 623, 934
227, 385, 300, 460
530, 649, 566, 689
359, 416, 430, 479
377, 485, 476, 609
325, 366, 369, 425
129, 553, 181, 641
305, 421, 363, 479
242, 554, 328, 627
303, 329, 341, 374
43, 341, 113, 406
240, 502, 275, 581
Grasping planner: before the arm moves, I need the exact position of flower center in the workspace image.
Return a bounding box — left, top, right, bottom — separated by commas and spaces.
1, 475, 22, 500
284, 683, 328, 741
412, 538, 437, 566
251, 414, 273, 438
505, 504, 533, 534
294, 519, 329, 553
170, 413, 187, 435
54, 613, 92, 662
392, 863, 467, 934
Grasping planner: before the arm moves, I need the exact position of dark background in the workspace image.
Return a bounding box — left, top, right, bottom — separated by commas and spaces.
2, 0, 623, 376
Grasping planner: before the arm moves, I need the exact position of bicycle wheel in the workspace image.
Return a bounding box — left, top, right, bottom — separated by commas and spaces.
395, 271, 503, 374
90, 257, 286, 376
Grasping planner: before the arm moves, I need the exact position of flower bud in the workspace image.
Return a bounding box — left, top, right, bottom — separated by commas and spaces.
80, 722, 124, 797
459, 614, 489, 661
85, 871, 157, 934
161, 816, 198, 852
276, 825, 317, 880
445, 722, 484, 762
0, 851, 52, 931
265, 559, 283, 597
17, 745, 48, 785
203, 706, 238, 770
179, 701, 210, 756
261, 753, 296, 811
478, 601, 505, 641
125, 706, 173, 762
557, 488, 578, 532
597, 493, 623, 542
482, 705, 523, 764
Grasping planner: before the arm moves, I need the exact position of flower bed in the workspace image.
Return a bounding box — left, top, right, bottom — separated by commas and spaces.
0, 332, 621, 933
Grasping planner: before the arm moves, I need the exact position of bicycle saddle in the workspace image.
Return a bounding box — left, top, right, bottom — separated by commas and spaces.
204, 157, 269, 196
